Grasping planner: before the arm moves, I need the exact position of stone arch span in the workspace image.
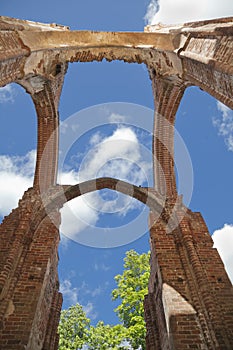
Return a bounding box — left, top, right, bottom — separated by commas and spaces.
35, 177, 174, 232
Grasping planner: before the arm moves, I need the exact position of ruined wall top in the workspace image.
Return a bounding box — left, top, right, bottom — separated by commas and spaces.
0, 15, 69, 31
1, 14, 232, 33
145, 16, 233, 33
0, 15, 232, 107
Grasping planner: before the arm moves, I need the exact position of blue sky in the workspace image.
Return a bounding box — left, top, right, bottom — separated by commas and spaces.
0, 0, 233, 327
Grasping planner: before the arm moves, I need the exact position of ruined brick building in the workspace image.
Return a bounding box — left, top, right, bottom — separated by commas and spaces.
0, 15, 233, 349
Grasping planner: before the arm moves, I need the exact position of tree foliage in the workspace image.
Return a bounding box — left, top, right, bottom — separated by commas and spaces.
112, 250, 150, 349
88, 321, 128, 349
58, 250, 150, 350
58, 303, 90, 350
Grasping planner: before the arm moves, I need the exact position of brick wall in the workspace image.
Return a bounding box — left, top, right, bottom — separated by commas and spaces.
0, 190, 61, 350
145, 209, 233, 349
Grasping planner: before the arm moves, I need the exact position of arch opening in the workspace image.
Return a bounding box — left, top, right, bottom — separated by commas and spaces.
175, 85, 233, 232
0, 82, 36, 220
41, 177, 165, 244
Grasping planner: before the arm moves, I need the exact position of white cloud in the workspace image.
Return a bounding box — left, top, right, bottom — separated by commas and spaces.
144, 0, 159, 25
0, 150, 36, 217
59, 170, 99, 238
0, 84, 16, 103
212, 224, 233, 282
78, 127, 142, 181
59, 275, 108, 319
0, 126, 151, 242
60, 279, 78, 304
59, 279, 98, 318
60, 121, 69, 135
80, 126, 151, 191
90, 286, 103, 297
77, 280, 109, 299
59, 126, 151, 238
60, 120, 79, 135
94, 262, 110, 272
89, 131, 103, 146
108, 113, 126, 123
213, 101, 233, 151
145, 0, 233, 25
83, 301, 98, 320
119, 340, 141, 349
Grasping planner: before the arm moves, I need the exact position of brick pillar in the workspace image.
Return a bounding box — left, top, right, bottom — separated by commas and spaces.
32, 82, 60, 192
151, 74, 187, 198
145, 206, 233, 349
0, 189, 62, 350
17, 61, 66, 193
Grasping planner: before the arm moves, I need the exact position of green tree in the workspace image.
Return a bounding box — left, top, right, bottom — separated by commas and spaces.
88, 321, 128, 349
112, 250, 150, 349
58, 303, 90, 350
58, 250, 150, 350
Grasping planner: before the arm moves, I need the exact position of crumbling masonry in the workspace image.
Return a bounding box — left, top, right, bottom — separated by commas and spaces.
0, 15, 233, 349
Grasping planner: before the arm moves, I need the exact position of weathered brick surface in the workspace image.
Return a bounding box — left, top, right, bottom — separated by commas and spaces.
0, 189, 61, 350
0, 15, 232, 350
145, 210, 233, 349
150, 75, 187, 198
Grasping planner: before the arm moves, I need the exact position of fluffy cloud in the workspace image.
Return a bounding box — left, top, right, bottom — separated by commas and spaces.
59, 170, 99, 240
0, 84, 16, 103
78, 280, 109, 299
78, 127, 146, 183
59, 126, 151, 239
60, 279, 98, 319
213, 101, 233, 152
0, 126, 151, 243
212, 224, 233, 282
93, 262, 110, 272
144, 0, 159, 25
145, 0, 233, 25
83, 302, 98, 320
0, 151, 36, 216
108, 112, 126, 123
60, 279, 78, 305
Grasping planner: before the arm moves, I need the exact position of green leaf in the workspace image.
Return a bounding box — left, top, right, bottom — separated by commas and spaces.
58, 250, 150, 350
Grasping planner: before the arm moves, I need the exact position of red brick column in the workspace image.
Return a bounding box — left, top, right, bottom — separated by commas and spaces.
145, 207, 233, 349
32, 83, 60, 192
151, 75, 187, 198
21, 70, 66, 193
0, 189, 61, 350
